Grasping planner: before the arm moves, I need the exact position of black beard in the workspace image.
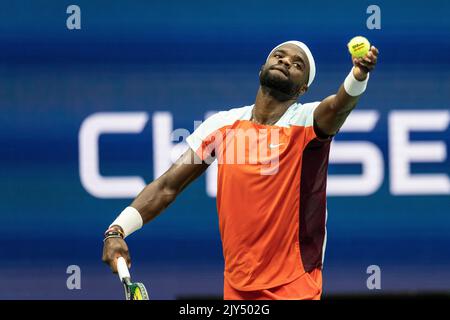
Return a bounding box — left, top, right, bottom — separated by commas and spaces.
259, 67, 300, 102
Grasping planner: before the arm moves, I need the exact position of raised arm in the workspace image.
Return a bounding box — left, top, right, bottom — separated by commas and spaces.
313, 46, 379, 137
102, 147, 209, 271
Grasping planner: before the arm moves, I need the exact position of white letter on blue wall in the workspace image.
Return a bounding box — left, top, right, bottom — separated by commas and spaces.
389, 110, 450, 195
79, 112, 148, 198
328, 111, 383, 196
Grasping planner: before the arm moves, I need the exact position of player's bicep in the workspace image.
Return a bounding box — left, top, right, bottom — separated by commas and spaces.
160, 147, 210, 195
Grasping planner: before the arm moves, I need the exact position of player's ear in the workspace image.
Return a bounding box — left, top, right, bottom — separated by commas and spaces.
297, 84, 308, 97
259, 64, 265, 77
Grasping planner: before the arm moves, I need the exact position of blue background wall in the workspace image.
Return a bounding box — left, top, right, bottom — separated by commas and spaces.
0, 0, 449, 299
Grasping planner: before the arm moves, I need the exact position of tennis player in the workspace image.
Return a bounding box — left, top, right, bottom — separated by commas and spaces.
102, 40, 378, 300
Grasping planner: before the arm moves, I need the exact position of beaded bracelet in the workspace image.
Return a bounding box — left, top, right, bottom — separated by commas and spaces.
103, 234, 123, 242
104, 226, 125, 238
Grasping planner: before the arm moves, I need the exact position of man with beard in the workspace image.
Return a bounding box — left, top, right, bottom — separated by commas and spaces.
102, 40, 379, 300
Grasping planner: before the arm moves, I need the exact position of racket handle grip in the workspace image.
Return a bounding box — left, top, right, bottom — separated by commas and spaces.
117, 257, 130, 282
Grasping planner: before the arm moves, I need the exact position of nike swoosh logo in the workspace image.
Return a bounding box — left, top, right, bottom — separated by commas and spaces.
269, 143, 285, 149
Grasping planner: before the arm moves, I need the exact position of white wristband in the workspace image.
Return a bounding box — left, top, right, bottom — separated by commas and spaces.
343, 67, 369, 96
109, 206, 143, 238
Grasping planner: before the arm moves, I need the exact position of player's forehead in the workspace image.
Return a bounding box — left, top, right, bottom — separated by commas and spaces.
271, 44, 310, 72
272, 43, 308, 61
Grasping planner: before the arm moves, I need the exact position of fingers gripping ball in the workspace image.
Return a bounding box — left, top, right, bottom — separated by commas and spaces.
347, 36, 370, 58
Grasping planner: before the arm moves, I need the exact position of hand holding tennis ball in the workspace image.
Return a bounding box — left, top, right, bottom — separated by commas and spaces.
347, 36, 379, 80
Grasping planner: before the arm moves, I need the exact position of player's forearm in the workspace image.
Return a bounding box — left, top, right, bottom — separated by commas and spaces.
314, 68, 369, 136
319, 95, 357, 136
332, 84, 359, 113
333, 66, 368, 109
131, 150, 209, 224
105, 178, 178, 239
105, 148, 209, 238
130, 179, 178, 224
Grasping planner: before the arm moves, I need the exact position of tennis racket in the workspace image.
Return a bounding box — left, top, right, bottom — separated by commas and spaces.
117, 257, 149, 300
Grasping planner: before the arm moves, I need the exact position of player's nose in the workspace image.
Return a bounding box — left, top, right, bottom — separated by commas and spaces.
278, 57, 291, 68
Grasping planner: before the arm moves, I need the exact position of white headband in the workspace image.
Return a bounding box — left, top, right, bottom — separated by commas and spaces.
266, 40, 316, 87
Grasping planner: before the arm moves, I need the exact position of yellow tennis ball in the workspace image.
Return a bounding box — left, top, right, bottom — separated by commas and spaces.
347, 36, 370, 58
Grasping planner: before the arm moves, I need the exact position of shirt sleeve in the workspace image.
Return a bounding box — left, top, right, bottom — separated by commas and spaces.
291, 101, 333, 144
186, 111, 225, 163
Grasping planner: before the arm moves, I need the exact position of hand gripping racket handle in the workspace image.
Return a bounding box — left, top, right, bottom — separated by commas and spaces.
117, 257, 131, 282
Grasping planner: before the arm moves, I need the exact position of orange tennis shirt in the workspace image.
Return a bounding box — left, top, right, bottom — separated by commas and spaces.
186, 102, 331, 291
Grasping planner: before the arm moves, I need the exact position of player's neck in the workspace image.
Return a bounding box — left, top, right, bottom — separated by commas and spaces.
252, 86, 297, 125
